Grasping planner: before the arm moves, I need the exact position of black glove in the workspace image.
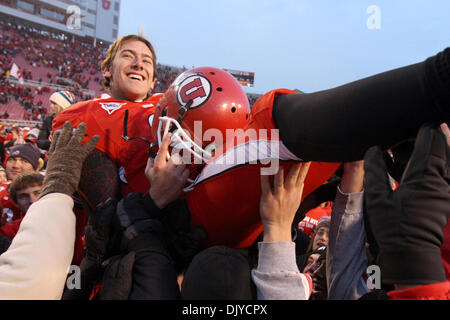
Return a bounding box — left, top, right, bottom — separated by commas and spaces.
84, 198, 117, 264
161, 200, 207, 273
381, 139, 415, 183
97, 252, 136, 300
364, 122, 450, 286
115, 193, 207, 273
114, 192, 163, 251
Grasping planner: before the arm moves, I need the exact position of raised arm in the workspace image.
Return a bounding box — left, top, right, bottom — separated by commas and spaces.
327, 161, 369, 300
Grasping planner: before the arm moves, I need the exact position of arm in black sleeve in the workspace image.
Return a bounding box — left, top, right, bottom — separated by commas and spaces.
274, 48, 450, 162
363, 122, 450, 286
105, 192, 180, 300
37, 116, 53, 150
77, 149, 121, 210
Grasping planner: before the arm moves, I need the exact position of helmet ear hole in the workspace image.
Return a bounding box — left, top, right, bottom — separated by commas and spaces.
216, 87, 223, 92
231, 107, 237, 113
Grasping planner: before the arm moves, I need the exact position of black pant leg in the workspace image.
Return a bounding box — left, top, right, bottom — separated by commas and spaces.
274, 48, 450, 162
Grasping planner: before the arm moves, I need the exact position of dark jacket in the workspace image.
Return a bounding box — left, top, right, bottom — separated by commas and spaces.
37, 114, 55, 150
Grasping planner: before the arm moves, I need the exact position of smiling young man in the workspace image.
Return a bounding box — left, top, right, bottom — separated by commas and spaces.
51, 35, 173, 266
53, 35, 164, 210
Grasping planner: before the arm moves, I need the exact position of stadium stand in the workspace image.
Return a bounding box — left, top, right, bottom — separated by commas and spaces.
0, 18, 261, 123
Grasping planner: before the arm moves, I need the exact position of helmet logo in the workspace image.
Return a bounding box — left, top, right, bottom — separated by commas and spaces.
177, 75, 211, 109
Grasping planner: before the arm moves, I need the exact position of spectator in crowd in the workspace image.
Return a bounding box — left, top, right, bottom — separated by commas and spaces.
9, 172, 43, 216
24, 128, 40, 145
0, 172, 44, 240
0, 166, 6, 183
0, 143, 41, 226
37, 91, 75, 150
251, 122, 449, 300
251, 162, 314, 300
326, 160, 367, 300
297, 215, 330, 271
0, 121, 99, 300
298, 201, 332, 238
302, 245, 328, 300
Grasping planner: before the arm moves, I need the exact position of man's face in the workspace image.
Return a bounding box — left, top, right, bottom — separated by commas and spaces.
50, 102, 61, 115
6, 157, 35, 180
303, 253, 328, 300
15, 185, 42, 214
104, 40, 156, 102
312, 226, 329, 251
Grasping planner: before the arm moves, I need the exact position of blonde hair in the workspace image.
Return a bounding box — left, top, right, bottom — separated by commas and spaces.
101, 34, 158, 90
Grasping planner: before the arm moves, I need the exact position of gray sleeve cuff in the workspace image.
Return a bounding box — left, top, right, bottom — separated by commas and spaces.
257, 241, 299, 273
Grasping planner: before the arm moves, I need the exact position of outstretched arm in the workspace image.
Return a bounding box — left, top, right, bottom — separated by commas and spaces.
327, 161, 369, 300
251, 163, 314, 300
274, 48, 450, 162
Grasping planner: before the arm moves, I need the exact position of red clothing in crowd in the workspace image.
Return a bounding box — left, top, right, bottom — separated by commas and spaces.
388, 281, 450, 300
0, 217, 22, 239
0, 181, 22, 227
298, 202, 333, 238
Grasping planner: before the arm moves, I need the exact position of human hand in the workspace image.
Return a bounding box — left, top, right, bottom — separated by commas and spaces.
146, 133, 190, 209
40, 121, 100, 198
364, 122, 450, 286
259, 162, 311, 242
441, 123, 450, 146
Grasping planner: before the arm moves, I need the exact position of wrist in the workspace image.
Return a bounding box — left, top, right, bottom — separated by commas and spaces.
262, 224, 293, 242
149, 190, 166, 209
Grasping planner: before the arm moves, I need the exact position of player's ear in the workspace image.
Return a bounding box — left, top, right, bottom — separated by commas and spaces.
150, 77, 156, 90
102, 66, 112, 80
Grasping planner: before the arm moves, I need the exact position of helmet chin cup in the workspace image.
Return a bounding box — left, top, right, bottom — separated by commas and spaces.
157, 116, 212, 164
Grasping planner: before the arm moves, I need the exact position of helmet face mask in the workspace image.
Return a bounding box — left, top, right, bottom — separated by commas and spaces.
153, 67, 251, 176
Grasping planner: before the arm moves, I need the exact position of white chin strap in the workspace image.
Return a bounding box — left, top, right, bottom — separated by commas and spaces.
157, 116, 212, 192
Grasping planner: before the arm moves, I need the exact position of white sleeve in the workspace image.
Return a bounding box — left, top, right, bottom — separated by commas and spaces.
251, 241, 312, 300
0, 193, 75, 300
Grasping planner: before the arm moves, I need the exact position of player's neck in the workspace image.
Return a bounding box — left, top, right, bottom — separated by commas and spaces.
110, 89, 149, 103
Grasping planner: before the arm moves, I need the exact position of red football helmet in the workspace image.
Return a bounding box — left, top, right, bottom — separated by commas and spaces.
152, 67, 251, 171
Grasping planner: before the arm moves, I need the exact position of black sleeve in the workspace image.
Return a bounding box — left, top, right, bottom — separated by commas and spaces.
126, 228, 181, 300
274, 48, 450, 162
77, 149, 121, 210
37, 116, 53, 150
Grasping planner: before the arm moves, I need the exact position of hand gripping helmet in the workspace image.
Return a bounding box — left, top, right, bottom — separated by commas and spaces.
152, 67, 251, 172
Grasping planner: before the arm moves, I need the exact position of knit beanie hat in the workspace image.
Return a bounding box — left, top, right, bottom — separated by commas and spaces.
316, 216, 331, 231
49, 91, 75, 110
9, 143, 41, 170
25, 128, 40, 143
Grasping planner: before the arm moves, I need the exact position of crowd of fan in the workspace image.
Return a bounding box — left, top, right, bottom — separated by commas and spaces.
0, 26, 447, 304
0, 20, 262, 122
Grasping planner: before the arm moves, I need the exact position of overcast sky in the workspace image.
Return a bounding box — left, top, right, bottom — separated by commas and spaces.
118, 0, 450, 95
